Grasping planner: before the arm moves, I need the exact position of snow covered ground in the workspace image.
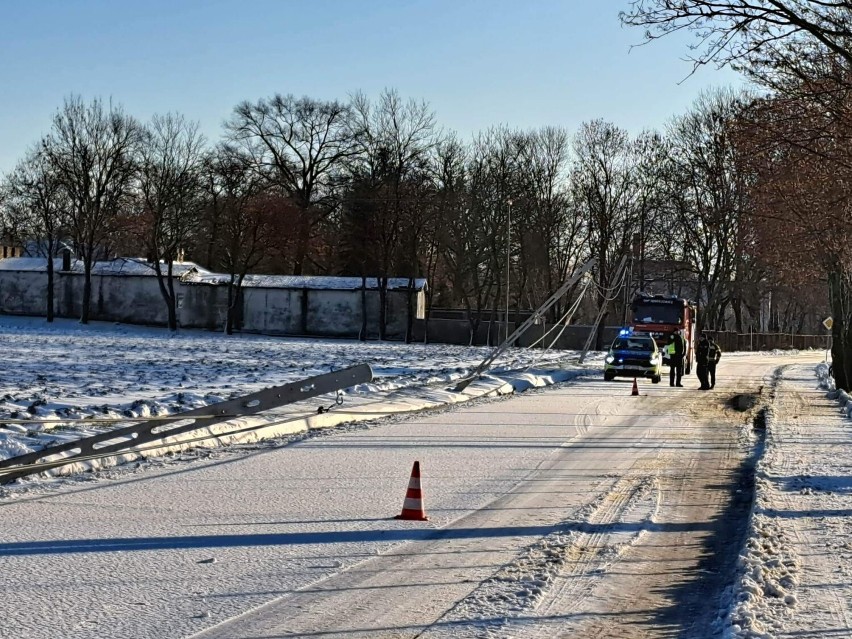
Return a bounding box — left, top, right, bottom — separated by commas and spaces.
726, 361, 852, 638
1, 317, 847, 639
0, 316, 598, 484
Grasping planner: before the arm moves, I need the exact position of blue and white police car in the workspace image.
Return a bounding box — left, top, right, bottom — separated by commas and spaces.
603, 329, 663, 383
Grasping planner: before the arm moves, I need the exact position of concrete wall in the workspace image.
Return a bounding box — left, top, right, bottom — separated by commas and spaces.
0, 270, 173, 326
306, 289, 361, 337
179, 284, 229, 331
88, 275, 169, 325
241, 288, 301, 335
0, 271, 47, 316
0, 269, 418, 340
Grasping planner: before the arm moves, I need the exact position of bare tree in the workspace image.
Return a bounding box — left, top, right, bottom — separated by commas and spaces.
337, 177, 383, 340
665, 89, 750, 330
42, 96, 141, 324
622, 0, 852, 387
737, 89, 852, 380
136, 113, 207, 331
432, 136, 500, 344
425, 136, 467, 320
515, 127, 585, 319
2, 148, 69, 321
570, 120, 641, 341
348, 89, 438, 340
621, 1, 852, 73
204, 146, 271, 335
226, 94, 358, 274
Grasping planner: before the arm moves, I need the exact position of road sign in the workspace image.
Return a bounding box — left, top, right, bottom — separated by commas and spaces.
823, 316, 833, 330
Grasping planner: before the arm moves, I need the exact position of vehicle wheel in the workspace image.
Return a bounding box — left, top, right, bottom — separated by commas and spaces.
652, 375, 661, 384
604, 370, 615, 381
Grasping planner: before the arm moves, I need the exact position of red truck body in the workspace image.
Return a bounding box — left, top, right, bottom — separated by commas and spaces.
630, 294, 696, 373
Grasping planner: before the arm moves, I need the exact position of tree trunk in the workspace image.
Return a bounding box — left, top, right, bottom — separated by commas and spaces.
166, 262, 178, 332
732, 295, 743, 333
595, 311, 609, 351
829, 270, 852, 391
166, 276, 178, 332
225, 279, 235, 335
293, 218, 311, 276
842, 316, 852, 393
486, 305, 498, 347
492, 279, 503, 348
405, 277, 415, 344
46, 258, 55, 323
360, 276, 368, 341
154, 261, 179, 332
378, 277, 388, 341
464, 302, 477, 346
80, 256, 93, 324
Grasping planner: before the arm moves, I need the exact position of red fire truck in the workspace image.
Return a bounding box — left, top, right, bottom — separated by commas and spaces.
630, 294, 697, 374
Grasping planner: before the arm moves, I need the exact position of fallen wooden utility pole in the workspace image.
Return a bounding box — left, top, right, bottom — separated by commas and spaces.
453, 258, 597, 392
0, 364, 372, 485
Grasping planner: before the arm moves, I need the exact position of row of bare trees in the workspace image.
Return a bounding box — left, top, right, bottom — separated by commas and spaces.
0, 83, 831, 359
622, 0, 852, 390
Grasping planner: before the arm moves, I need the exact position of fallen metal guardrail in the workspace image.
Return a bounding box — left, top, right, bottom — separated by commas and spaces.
0, 364, 372, 485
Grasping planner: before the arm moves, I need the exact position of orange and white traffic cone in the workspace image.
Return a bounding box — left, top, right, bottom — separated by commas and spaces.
631, 378, 639, 396
395, 461, 428, 521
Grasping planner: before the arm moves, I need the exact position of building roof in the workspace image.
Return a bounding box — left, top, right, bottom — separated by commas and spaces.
0, 257, 207, 277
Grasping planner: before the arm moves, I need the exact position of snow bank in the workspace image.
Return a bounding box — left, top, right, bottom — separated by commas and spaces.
725, 404, 801, 639
817, 362, 852, 418
726, 362, 852, 637
3, 368, 589, 488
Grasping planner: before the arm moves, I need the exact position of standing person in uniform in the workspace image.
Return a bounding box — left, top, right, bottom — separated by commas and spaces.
669, 329, 686, 387
707, 334, 722, 389
696, 333, 711, 390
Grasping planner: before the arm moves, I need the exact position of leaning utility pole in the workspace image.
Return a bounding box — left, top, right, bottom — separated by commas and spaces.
579, 255, 629, 364
453, 258, 597, 392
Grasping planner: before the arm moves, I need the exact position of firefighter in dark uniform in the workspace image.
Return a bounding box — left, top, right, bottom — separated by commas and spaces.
669, 329, 687, 387
696, 333, 721, 390
707, 334, 722, 389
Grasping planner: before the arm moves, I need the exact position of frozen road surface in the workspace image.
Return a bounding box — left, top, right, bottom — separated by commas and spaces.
0, 353, 822, 638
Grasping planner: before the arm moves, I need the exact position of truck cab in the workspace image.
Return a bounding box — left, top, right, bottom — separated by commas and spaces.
630, 295, 696, 374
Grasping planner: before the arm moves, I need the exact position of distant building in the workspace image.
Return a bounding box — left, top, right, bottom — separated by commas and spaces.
0, 232, 24, 260
635, 259, 698, 300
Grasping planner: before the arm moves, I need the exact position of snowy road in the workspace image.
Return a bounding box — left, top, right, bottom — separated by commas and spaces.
0, 352, 821, 638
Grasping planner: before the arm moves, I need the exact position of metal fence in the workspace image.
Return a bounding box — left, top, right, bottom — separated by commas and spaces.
417, 319, 831, 352
712, 331, 830, 352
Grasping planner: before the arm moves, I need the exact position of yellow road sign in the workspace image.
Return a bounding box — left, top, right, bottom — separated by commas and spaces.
823, 316, 833, 330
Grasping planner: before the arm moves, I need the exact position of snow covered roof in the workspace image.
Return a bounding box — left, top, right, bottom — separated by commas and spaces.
0, 257, 209, 277
181, 271, 428, 291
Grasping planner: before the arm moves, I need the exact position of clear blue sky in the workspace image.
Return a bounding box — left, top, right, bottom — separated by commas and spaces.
0, 0, 745, 174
